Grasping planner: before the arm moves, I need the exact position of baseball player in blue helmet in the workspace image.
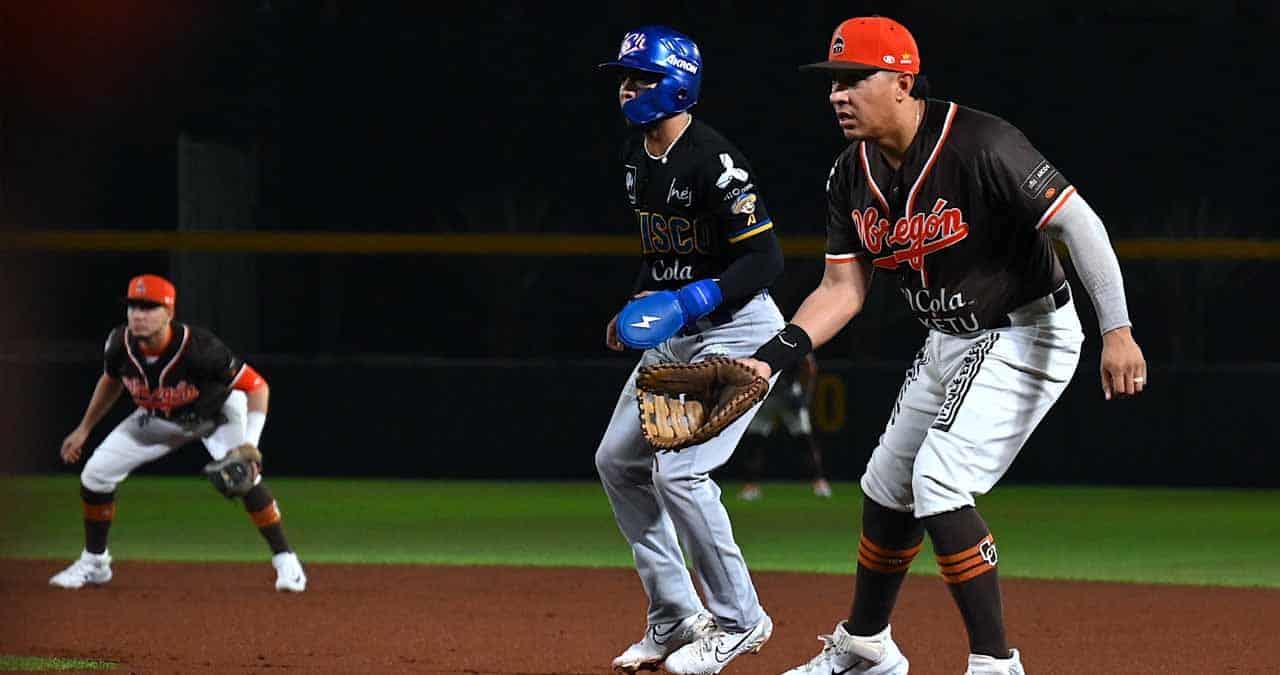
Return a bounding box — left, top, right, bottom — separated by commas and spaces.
598, 26, 702, 126
595, 25, 784, 675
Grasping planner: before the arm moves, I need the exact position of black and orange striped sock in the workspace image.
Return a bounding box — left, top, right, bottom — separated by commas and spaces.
242, 483, 291, 555
924, 507, 1008, 658
848, 497, 925, 635
80, 486, 115, 555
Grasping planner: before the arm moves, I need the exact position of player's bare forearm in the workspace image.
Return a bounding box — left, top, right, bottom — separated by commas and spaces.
78, 374, 124, 432
740, 261, 869, 381
791, 259, 871, 349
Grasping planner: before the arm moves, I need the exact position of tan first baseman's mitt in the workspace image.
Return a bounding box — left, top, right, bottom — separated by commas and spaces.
636, 357, 769, 451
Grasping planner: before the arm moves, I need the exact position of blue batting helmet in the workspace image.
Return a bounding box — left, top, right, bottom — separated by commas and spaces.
598, 26, 702, 125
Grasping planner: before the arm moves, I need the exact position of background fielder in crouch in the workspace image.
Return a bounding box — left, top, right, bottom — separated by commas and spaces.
737, 353, 832, 502
740, 16, 1148, 675
51, 274, 307, 593
594, 26, 781, 675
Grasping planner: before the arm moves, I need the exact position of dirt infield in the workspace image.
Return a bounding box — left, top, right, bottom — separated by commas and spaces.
2, 560, 1277, 674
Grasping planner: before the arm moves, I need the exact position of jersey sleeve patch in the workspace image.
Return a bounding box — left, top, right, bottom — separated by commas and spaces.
1020, 160, 1060, 198
700, 147, 773, 246
982, 124, 1073, 230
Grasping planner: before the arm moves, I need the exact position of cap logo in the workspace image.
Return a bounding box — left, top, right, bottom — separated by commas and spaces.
831, 35, 845, 56
135, 282, 146, 293
901, 54, 913, 64
619, 32, 646, 58
882, 54, 896, 64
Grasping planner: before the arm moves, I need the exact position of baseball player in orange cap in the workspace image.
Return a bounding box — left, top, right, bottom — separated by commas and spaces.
50, 274, 307, 592
737, 16, 1147, 675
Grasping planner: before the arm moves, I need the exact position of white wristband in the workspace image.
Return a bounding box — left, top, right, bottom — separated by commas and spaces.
246, 411, 267, 447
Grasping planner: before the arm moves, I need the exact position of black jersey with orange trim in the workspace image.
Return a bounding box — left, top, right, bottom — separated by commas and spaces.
825, 99, 1074, 334
622, 118, 779, 294
103, 322, 246, 426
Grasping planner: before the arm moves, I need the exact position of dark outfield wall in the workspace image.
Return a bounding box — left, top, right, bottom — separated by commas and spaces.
3, 249, 1275, 486
8, 356, 1276, 487
2, 252, 1275, 364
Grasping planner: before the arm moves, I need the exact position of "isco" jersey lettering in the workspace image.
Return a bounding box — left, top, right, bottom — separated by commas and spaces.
622, 119, 777, 291
825, 100, 1075, 334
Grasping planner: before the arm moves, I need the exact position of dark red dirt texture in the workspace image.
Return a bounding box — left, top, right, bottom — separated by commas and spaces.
3, 561, 1277, 674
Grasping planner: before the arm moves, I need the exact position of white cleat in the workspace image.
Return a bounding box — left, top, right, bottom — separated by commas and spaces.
612, 611, 715, 673
813, 479, 833, 498
49, 550, 113, 589
272, 552, 307, 592
782, 622, 909, 675
663, 613, 772, 675
965, 648, 1025, 675
738, 484, 762, 502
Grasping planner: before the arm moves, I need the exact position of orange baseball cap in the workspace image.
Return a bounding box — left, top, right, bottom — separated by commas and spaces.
800, 16, 920, 74
126, 274, 176, 310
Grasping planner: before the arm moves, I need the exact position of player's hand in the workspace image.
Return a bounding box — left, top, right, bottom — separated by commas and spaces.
1100, 326, 1146, 400
605, 314, 624, 351
737, 357, 773, 381
60, 427, 90, 464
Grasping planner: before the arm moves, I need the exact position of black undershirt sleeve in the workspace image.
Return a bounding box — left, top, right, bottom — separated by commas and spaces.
715, 228, 783, 303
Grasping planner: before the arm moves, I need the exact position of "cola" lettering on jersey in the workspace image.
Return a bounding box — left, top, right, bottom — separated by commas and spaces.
901, 287, 981, 334
853, 198, 970, 281
651, 259, 694, 281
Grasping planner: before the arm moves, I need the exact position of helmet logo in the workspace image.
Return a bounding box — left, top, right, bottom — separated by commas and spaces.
832, 35, 845, 56
619, 32, 646, 58
664, 54, 698, 74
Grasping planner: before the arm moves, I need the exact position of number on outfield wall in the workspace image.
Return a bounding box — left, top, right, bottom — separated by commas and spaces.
813, 373, 846, 432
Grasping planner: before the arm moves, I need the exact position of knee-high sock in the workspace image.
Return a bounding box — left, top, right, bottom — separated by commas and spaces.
81, 486, 116, 554
847, 497, 925, 635
242, 483, 292, 555
923, 506, 1008, 658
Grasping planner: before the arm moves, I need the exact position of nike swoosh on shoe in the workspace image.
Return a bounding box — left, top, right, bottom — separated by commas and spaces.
713, 629, 759, 662
651, 622, 681, 644
831, 659, 869, 674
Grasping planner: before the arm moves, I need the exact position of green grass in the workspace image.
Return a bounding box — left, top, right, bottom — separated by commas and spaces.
0, 656, 115, 671
2, 477, 1277, 587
